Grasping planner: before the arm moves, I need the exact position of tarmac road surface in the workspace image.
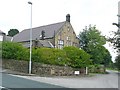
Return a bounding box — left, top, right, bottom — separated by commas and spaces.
4, 70, 118, 88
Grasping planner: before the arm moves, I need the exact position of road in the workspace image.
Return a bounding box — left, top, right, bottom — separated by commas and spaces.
2, 73, 65, 89
8, 70, 119, 88
1, 70, 119, 89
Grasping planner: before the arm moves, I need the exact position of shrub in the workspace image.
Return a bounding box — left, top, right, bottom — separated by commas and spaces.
2, 42, 29, 60
2, 42, 91, 68
32, 48, 68, 66
63, 46, 91, 68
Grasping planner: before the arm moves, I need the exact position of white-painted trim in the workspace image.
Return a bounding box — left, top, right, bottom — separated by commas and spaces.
48, 41, 54, 48
11, 37, 13, 42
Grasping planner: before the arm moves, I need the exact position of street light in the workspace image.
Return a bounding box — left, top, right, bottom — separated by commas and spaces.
112, 23, 120, 28
28, 1, 32, 74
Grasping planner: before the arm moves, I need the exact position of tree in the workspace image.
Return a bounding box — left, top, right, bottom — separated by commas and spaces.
78, 25, 112, 65
8, 29, 19, 37
101, 46, 112, 67
79, 25, 106, 51
114, 55, 120, 70
108, 29, 120, 53
108, 29, 120, 70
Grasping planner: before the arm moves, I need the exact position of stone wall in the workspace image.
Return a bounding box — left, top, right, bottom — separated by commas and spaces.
32, 62, 74, 76
55, 22, 79, 48
2, 59, 29, 73
2, 59, 86, 76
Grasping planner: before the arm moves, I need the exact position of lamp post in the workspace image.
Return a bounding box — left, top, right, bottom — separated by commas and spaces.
112, 23, 120, 28
28, 1, 32, 74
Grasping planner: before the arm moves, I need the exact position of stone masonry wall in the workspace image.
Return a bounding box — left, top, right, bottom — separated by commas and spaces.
2, 59, 29, 73
32, 62, 74, 76
2, 59, 86, 76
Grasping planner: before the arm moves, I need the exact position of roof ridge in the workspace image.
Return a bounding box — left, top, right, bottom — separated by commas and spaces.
13, 21, 66, 42
32, 21, 66, 30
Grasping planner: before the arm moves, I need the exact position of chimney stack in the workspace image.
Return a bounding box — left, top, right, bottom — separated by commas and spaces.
66, 14, 70, 22
41, 30, 45, 40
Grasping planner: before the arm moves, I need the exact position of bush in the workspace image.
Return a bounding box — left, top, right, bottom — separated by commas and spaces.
63, 46, 91, 68
32, 48, 68, 66
88, 64, 106, 73
2, 42, 29, 60
2, 42, 91, 68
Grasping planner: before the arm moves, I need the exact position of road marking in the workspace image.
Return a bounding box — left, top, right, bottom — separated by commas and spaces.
0, 86, 5, 88
0, 86, 11, 90
0, 70, 6, 73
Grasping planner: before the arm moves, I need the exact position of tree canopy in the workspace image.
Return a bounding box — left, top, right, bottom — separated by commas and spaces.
79, 25, 112, 65
114, 55, 120, 70
108, 29, 120, 53
8, 29, 19, 37
108, 29, 120, 70
79, 25, 106, 51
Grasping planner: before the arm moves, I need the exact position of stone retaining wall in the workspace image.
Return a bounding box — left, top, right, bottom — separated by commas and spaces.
2, 59, 86, 76
2, 59, 29, 73
32, 62, 74, 76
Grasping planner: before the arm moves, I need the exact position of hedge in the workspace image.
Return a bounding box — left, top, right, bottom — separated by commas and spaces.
2, 41, 29, 60
2, 42, 91, 68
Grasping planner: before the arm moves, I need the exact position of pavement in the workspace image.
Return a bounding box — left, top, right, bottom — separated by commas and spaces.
1, 68, 119, 88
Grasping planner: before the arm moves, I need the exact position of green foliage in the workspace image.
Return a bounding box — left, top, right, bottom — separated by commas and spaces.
102, 47, 112, 67
114, 55, 120, 70
108, 29, 120, 69
79, 25, 106, 52
88, 64, 105, 73
2, 42, 91, 68
89, 45, 112, 65
108, 24, 120, 70
108, 29, 120, 53
2, 42, 29, 60
79, 25, 112, 65
8, 29, 19, 37
63, 46, 91, 68
32, 48, 68, 66
0, 42, 2, 58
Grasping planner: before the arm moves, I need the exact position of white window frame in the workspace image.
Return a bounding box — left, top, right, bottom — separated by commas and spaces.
58, 40, 64, 49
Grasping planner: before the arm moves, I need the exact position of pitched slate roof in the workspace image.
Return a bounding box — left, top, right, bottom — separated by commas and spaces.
22, 40, 54, 48
39, 40, 54, 48
13, 21, 65, 42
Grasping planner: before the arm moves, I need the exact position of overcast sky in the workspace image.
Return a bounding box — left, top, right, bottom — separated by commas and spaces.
0, 0, 119, 61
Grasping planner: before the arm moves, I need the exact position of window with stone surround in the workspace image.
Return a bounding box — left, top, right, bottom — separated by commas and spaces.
66, 41, 72, 46
58, 40, 64, 49
66, 36, 71, 41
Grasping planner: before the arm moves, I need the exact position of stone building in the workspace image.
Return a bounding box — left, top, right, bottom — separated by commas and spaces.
13, 14, 80, 49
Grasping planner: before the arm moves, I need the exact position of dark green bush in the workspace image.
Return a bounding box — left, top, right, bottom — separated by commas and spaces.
63, 46, 91, 68
88, 64, 105, 73
2, 42, 91, 68
2, 42, 29, 60
32, 48, 68, 66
